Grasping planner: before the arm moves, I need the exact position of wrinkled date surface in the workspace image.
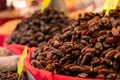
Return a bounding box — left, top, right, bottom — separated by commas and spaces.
31, 8, 120, 79
0, 70, 27, 80
6, 8, 74, 47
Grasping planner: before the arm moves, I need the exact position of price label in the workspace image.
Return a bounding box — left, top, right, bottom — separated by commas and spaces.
103, 0, 119, 15
17, 46, 27, 80
41, 0, 51, 13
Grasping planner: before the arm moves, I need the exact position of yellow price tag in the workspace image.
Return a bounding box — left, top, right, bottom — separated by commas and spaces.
103, 0, 119, 16
41, 0, 51, 13
17, 46, 27, 80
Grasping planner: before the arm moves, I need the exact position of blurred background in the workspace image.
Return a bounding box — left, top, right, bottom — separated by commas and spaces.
0, 0, 119, 34
0, 0, 105, 17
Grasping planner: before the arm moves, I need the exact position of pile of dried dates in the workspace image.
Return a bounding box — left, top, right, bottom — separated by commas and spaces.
31, 8, 120, 79
0, 70, 27, 80
6, 8, 74, 47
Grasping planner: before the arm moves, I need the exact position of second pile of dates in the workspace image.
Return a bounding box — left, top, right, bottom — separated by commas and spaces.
31, 8, 120, 79
7, 8, 74, 47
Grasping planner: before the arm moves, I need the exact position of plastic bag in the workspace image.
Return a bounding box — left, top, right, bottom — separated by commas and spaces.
27, 70, 35, 80
0, 55, 20, 72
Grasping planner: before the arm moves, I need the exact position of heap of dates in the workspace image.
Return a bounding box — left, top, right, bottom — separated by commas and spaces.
31, 8, 120, 79
0, 70, 27, 80
7, 8, 74, 47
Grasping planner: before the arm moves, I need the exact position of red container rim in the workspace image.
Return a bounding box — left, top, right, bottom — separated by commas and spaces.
4, 42, 26, 55
4, 36, 36, 55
